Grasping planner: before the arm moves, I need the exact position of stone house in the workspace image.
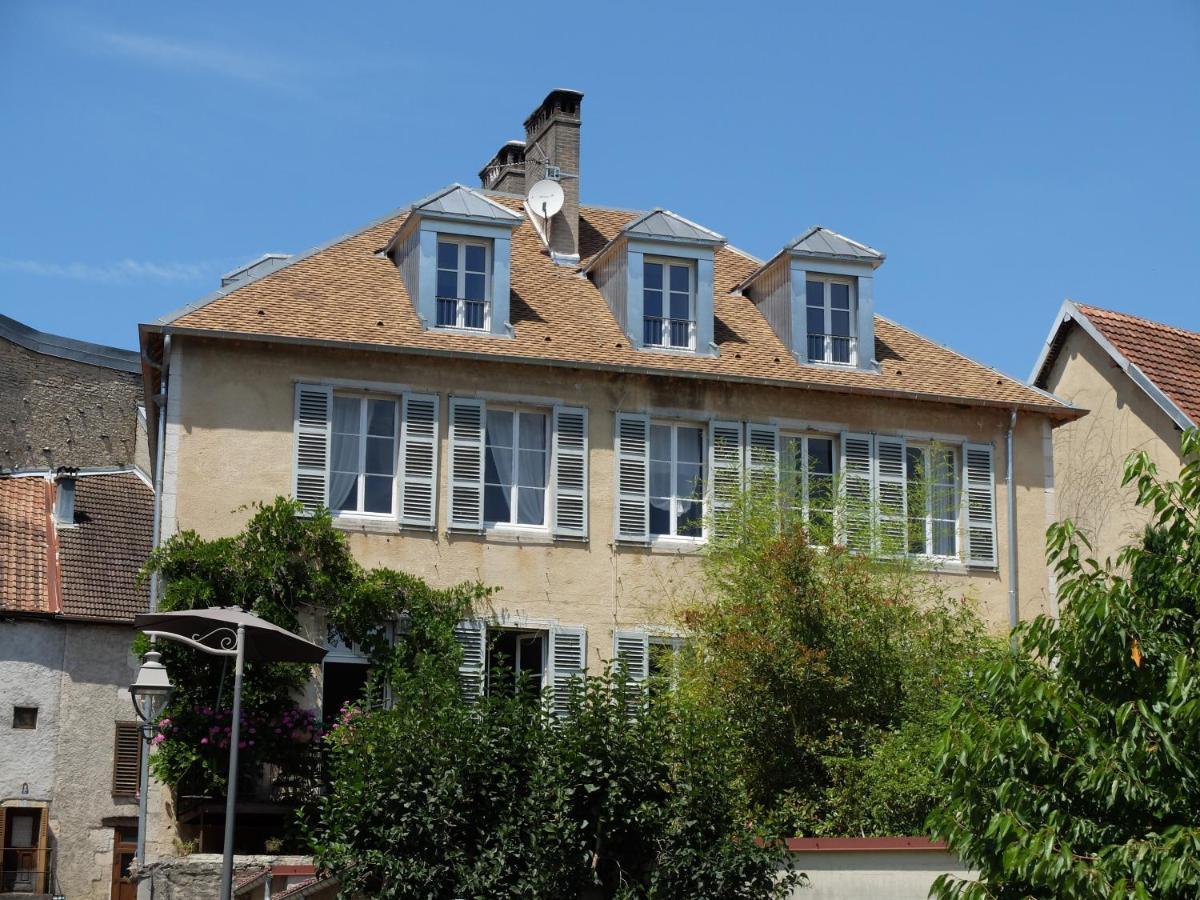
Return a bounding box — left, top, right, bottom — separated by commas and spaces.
0, 318, 153, 900
1032, 301, 1198, 564
135, 89, 1080, 872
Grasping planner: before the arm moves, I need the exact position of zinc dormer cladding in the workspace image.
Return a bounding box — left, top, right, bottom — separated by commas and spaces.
740, 226, 885, 373
387, 184, 524, 338
585, 209, 726, 356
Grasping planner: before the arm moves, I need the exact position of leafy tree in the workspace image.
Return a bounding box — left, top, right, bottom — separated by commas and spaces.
929, 430, 1200, 899
678, 486, 997, 836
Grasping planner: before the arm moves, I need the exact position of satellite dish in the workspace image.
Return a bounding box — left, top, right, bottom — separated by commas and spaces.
526, 179, 565, 219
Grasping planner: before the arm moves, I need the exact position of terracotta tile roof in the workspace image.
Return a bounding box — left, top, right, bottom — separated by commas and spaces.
0, 470, 152, 621
158, 196, 1070, 416
57, 471, 153, 620
0, 477, 49, 614
1075, 304, 1200, 425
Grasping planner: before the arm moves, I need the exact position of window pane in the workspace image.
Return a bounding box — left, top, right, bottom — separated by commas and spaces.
807, 438, 834, 475
669, 264, 689, 293
517, 486, 545, 526
464, 272, 486, 301
366, 436, 395, 476
669, 291, 689, 321
906, 447, 925, 482
650, 460, 671, 498
807, 305, 825, 337
437, 269, 458, 299
677, 500, 703, 536
933, 520, 956, 556
669, 319, 690, 348
367, 400, 395, 437
649, 497, 671, 536
830, 282, 850, 310
437, 298, 456, 327
437, 241, 458, 270
519, 413, 547, 451
644, 288, 663, 318
329, 471, 358, 513
463, 301, 485, 329
464, 244, 487, 273
485, 446, 513, 486
676, 427, 703, 465
644, 317, 663, 346
831, 309, 851, 337
484, 484, 511, 523
806, 280, 825, 307
518, 449, 547, 489
644, 261, 663, 290
676, 462, 703, 499
333, 396, 360, 434
650, 425, 672, 460
363, 475, 392, 514
487, 410, 514, 448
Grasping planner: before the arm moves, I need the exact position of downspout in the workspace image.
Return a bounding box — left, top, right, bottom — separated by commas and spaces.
1006, 408, 1019, 638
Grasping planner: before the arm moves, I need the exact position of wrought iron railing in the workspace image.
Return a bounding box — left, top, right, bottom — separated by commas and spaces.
643, 316, 693, 349
807, 333, 856, 365
436, 296, 488, 330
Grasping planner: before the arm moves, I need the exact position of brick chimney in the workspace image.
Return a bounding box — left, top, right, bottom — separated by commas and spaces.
523, 89, 583, 263
479, 140, 527, 194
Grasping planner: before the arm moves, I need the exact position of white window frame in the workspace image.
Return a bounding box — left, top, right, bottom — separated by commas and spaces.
330, 392, 400, 520
649, 420, 706, 542
782, 432, 838, 535
485, 626, 550, 696
484, 406, 551, 531
805, 275, 857, 366
435, 235, 492, 332
905, 442, 961, 561
642, 256, 696, 352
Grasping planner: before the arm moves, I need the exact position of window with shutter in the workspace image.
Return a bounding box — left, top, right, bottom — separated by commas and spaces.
708, 420, 743, 540
399, 394, 439, 528
293, 383, 332, 515
449, 398, 486, 531
615, 413, 650, 542
551, 406, 588, 539
840, 432, 873, 552
112, 721, 142, 797
613, 630, 649, 715
454, 621, 486, 703
745, 423, 780, 499
963, 443, 997, 567
549, 626, 587, 718
875, 435, 907, 556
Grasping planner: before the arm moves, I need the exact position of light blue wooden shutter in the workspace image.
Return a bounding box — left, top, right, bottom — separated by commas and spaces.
293, 383, 332, 515
963, 443, 997, 567
448, 397, 486, 531
400, 393, 439, 528
454, 620, 486, 703
551, 406, 588, 540
875, 435, 907, 556
549, 625, 587, 718
840, 432, 873, 552
614, 630, 649, 716
709, 420, 743, 540
745, 422, 780, 498
615, 413, 650, 542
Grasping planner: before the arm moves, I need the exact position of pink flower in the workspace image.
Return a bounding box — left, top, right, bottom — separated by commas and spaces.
200, 738, 209, 745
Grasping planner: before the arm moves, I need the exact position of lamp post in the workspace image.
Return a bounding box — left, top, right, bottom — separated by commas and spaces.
130, 650, 174, 875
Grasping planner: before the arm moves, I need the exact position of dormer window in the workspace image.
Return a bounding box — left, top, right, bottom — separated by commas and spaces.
642, 258, 694, 350
436, 238, 490, 330
805, 276, 856, 365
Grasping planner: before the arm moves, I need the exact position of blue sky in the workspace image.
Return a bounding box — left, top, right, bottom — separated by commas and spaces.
1, 1, 1196, 380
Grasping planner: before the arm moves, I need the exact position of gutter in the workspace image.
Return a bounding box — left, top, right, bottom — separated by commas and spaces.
1006, 409, 1019, 637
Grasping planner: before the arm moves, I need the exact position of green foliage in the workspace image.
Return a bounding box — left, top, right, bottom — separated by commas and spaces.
311, 672, 799, 900
682, 486, 997, 837
929, 429, 1200, 899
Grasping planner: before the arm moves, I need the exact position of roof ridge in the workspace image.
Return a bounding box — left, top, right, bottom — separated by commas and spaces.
1076, 302, 1200, 343
0, 313, 141, 373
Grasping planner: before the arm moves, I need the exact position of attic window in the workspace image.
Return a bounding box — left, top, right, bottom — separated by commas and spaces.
806, 276, 856, 366
54, 477, 76, 525
435, 238, 490, 331
642, 258, 695, 350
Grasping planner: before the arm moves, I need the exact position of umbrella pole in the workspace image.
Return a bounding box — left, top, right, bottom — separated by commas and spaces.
219, 623, 245, 900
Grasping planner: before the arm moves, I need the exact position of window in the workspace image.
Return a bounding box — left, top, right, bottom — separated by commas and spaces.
783, 434, 837, 538
906, 444, 959, 558
649, 423, 705, 538
12, 706, 37, 729
436, 238, 490, 330
484, 409, 549, 528
486, 628, 547, 699
330, 395, 398, 516
643, 258, 695, 350
806, 277, 856, 365
113, 721, 142, 796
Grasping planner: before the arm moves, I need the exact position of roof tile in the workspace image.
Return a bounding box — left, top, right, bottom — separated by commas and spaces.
0, 477, 49, 614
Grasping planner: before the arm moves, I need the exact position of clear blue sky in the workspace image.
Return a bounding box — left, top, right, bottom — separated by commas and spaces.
1, 1, 1196, 380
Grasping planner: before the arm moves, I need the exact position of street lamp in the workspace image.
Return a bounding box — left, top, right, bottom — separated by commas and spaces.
131, 649, 174, 875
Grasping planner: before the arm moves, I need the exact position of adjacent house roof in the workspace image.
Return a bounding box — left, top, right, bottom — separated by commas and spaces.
0, 469, 153, 621
1031, 300, 1198, 430
0, 312, 141, 373
787, 226, 885, 263
145, 195, 1074, 418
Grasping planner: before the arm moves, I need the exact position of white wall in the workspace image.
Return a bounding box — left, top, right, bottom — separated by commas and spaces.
783, 848, 972, 899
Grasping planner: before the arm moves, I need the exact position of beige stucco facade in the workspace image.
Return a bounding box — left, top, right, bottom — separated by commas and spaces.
161, 336, 1059, 648
1040, 325, 1184, 565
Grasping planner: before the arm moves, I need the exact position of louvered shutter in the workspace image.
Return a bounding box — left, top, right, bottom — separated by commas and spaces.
875, 435, 907, 556
615, 413, 650, 542
454, 620, 486, 703
113, 721, 143, 796
549, 625, 587, 718
552, 406, 588, 540
293, 383, 332, 515
840, 432, 873, 552
400, 393, 439, 528
614, 630, 649, 716
746, 422, 780, 501
449, 398, 486, 531
709, 420, 744, 540
963, 443, 997, 567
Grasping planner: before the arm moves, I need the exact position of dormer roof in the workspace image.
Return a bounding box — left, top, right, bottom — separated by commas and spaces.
786, 226, 885, 265
622, 208, 725, 246
408, 183, 525, 226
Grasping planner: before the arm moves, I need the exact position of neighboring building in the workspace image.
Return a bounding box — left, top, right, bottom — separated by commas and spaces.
1031, 300, 1198, 563
137, 89, 1078, 861
1, 317, 153, 900
1, 313, 145, 471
